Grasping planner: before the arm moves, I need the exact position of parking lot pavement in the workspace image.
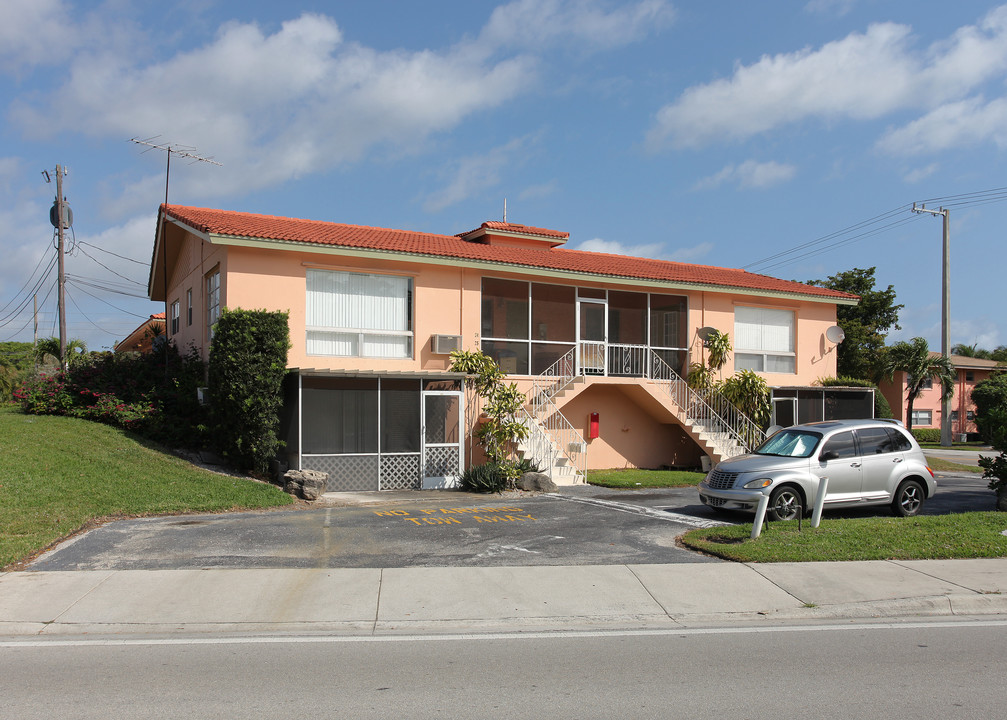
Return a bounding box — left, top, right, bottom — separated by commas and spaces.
25, 473, 995, 573
27, 493, 725, 572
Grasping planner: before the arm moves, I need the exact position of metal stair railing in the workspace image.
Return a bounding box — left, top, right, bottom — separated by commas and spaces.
646, 351, 766, 456
526, 348, 586, 480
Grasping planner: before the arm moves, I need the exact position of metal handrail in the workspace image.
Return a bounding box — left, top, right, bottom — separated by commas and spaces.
525, 348, 586, 480
646, 351, 765, 456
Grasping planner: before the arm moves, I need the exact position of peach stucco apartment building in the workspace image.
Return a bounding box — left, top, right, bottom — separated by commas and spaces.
149, 204, 857, 492
879, 353, 1002, 438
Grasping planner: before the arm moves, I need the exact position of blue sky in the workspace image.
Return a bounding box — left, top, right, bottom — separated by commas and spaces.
2, 0, 1006, 354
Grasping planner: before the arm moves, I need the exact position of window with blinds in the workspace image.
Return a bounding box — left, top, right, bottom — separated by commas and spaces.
306, 269, 413, 358
734, 306, 796, 374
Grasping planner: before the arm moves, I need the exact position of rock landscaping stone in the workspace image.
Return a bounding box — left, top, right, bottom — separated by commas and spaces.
516, 471, 558, 492
282, 469, 329, 500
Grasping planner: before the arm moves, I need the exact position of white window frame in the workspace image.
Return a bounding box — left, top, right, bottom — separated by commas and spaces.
306, 268, 413, 359
911, 409, 933, 426
734, 305, 796, 374
206, 270, 220, 341
169, 300, 180, 335
186, 288, 193, 327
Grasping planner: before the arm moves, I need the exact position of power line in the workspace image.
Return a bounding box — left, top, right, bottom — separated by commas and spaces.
74, 244, 146, 286
64, 280, 151, 318
76, 241, 148, 266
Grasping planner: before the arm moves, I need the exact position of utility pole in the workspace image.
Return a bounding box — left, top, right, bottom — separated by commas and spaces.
43, 166, 70, 370
56, 165, 67, 369
911, 202, 952, 447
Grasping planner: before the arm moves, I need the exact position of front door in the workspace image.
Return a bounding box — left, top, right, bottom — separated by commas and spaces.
578, 299, 607, 375
421, 391, 463, 489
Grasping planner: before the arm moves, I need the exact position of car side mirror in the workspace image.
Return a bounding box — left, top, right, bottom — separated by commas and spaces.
820, 450, 839, 462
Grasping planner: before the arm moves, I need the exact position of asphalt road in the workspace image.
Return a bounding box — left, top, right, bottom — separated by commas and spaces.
28, 471, 990, 572
4, 620, 1007, 719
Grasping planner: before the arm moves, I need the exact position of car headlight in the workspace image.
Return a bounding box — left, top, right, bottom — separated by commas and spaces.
743, 478, 773, 489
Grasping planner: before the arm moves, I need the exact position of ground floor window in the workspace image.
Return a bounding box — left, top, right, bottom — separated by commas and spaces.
911, 409, 932, 426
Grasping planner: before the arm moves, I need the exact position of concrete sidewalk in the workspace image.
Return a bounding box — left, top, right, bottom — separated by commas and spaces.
3, 558, 1007, 637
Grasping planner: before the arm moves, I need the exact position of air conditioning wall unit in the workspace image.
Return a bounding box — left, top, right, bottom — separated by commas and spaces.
432, 334, 462, 355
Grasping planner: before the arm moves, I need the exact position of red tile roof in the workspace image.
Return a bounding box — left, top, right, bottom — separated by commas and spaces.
464, 221, 570, 240
160, 204, 857, 302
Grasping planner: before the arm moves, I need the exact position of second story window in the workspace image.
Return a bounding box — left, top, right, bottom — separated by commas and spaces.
734, 306, 796, 374
187, 288, 193, 326
170, 300, 180, 335
206, 270, 220, 341
306, 268, 413, 359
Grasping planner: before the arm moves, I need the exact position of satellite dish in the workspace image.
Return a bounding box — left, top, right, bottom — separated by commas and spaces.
697, 326, 717, 342
826, 325, 846, 344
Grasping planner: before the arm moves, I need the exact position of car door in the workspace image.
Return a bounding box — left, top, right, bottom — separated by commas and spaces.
855, 426, 907, 500
813, 430, 862, 503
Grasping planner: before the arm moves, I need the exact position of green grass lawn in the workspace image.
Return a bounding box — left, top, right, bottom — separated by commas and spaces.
925, 456, 985, 474
0, 405, 293, 569
586, 468, 706, 488
682, 512, 1007, 562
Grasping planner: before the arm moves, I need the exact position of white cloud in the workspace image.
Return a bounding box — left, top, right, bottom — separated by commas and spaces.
423, 136, 534, 213
576, 237, 664, 258
648, 5, 1007, 150
0, 0, 80, 72
667, 242, 713, 262
878, 96, 1007, 155
902, 163, 939, 183
11, 13, 537, 216
481, 0, 674, 51
694, 160, 796, 189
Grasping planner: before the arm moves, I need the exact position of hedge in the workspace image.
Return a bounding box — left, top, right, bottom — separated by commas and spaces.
207, 309, 291, 474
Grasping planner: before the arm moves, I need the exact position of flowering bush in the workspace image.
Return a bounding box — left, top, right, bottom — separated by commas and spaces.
16, 343, 206, 447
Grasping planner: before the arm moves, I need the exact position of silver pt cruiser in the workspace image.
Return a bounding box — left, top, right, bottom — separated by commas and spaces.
698, 419, 936, 521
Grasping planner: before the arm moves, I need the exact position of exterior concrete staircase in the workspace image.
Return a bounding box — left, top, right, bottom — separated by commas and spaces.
518, 348, 765, 481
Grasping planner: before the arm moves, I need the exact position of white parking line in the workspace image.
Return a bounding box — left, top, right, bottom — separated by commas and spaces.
545, 494, 731, 529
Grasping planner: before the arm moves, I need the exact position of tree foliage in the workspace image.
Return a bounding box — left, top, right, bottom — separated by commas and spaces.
972, 373, 1007, 447
207, 309, 291, 474
809, 267, 903, 380
449, 349, 529, 483
879, 337, 955, 431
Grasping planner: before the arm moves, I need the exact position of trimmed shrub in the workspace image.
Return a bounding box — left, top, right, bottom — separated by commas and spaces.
911, 428, 941, 444
460, 463, 509, 494
207, 309, 291, 474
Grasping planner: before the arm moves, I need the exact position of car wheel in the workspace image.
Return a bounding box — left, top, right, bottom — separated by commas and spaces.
892, 479, 925, 517
768, 486, 802, 521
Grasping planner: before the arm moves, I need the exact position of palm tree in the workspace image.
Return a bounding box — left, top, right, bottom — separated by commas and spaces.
951, 342, 992, 360
33, 336, 87, 370
880, 337, 956, 431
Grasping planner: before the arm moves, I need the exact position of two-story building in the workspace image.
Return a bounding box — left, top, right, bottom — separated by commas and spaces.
149, 204, 857, 491
879, 353, 1002, 438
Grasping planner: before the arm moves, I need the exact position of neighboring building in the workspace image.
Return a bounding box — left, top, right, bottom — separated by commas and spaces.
148, 204, 857, 491
114, 312, 165, 354
879, 353, 1003, 437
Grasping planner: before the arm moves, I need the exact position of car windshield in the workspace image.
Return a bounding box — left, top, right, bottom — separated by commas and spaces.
754, 429, 822, 458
